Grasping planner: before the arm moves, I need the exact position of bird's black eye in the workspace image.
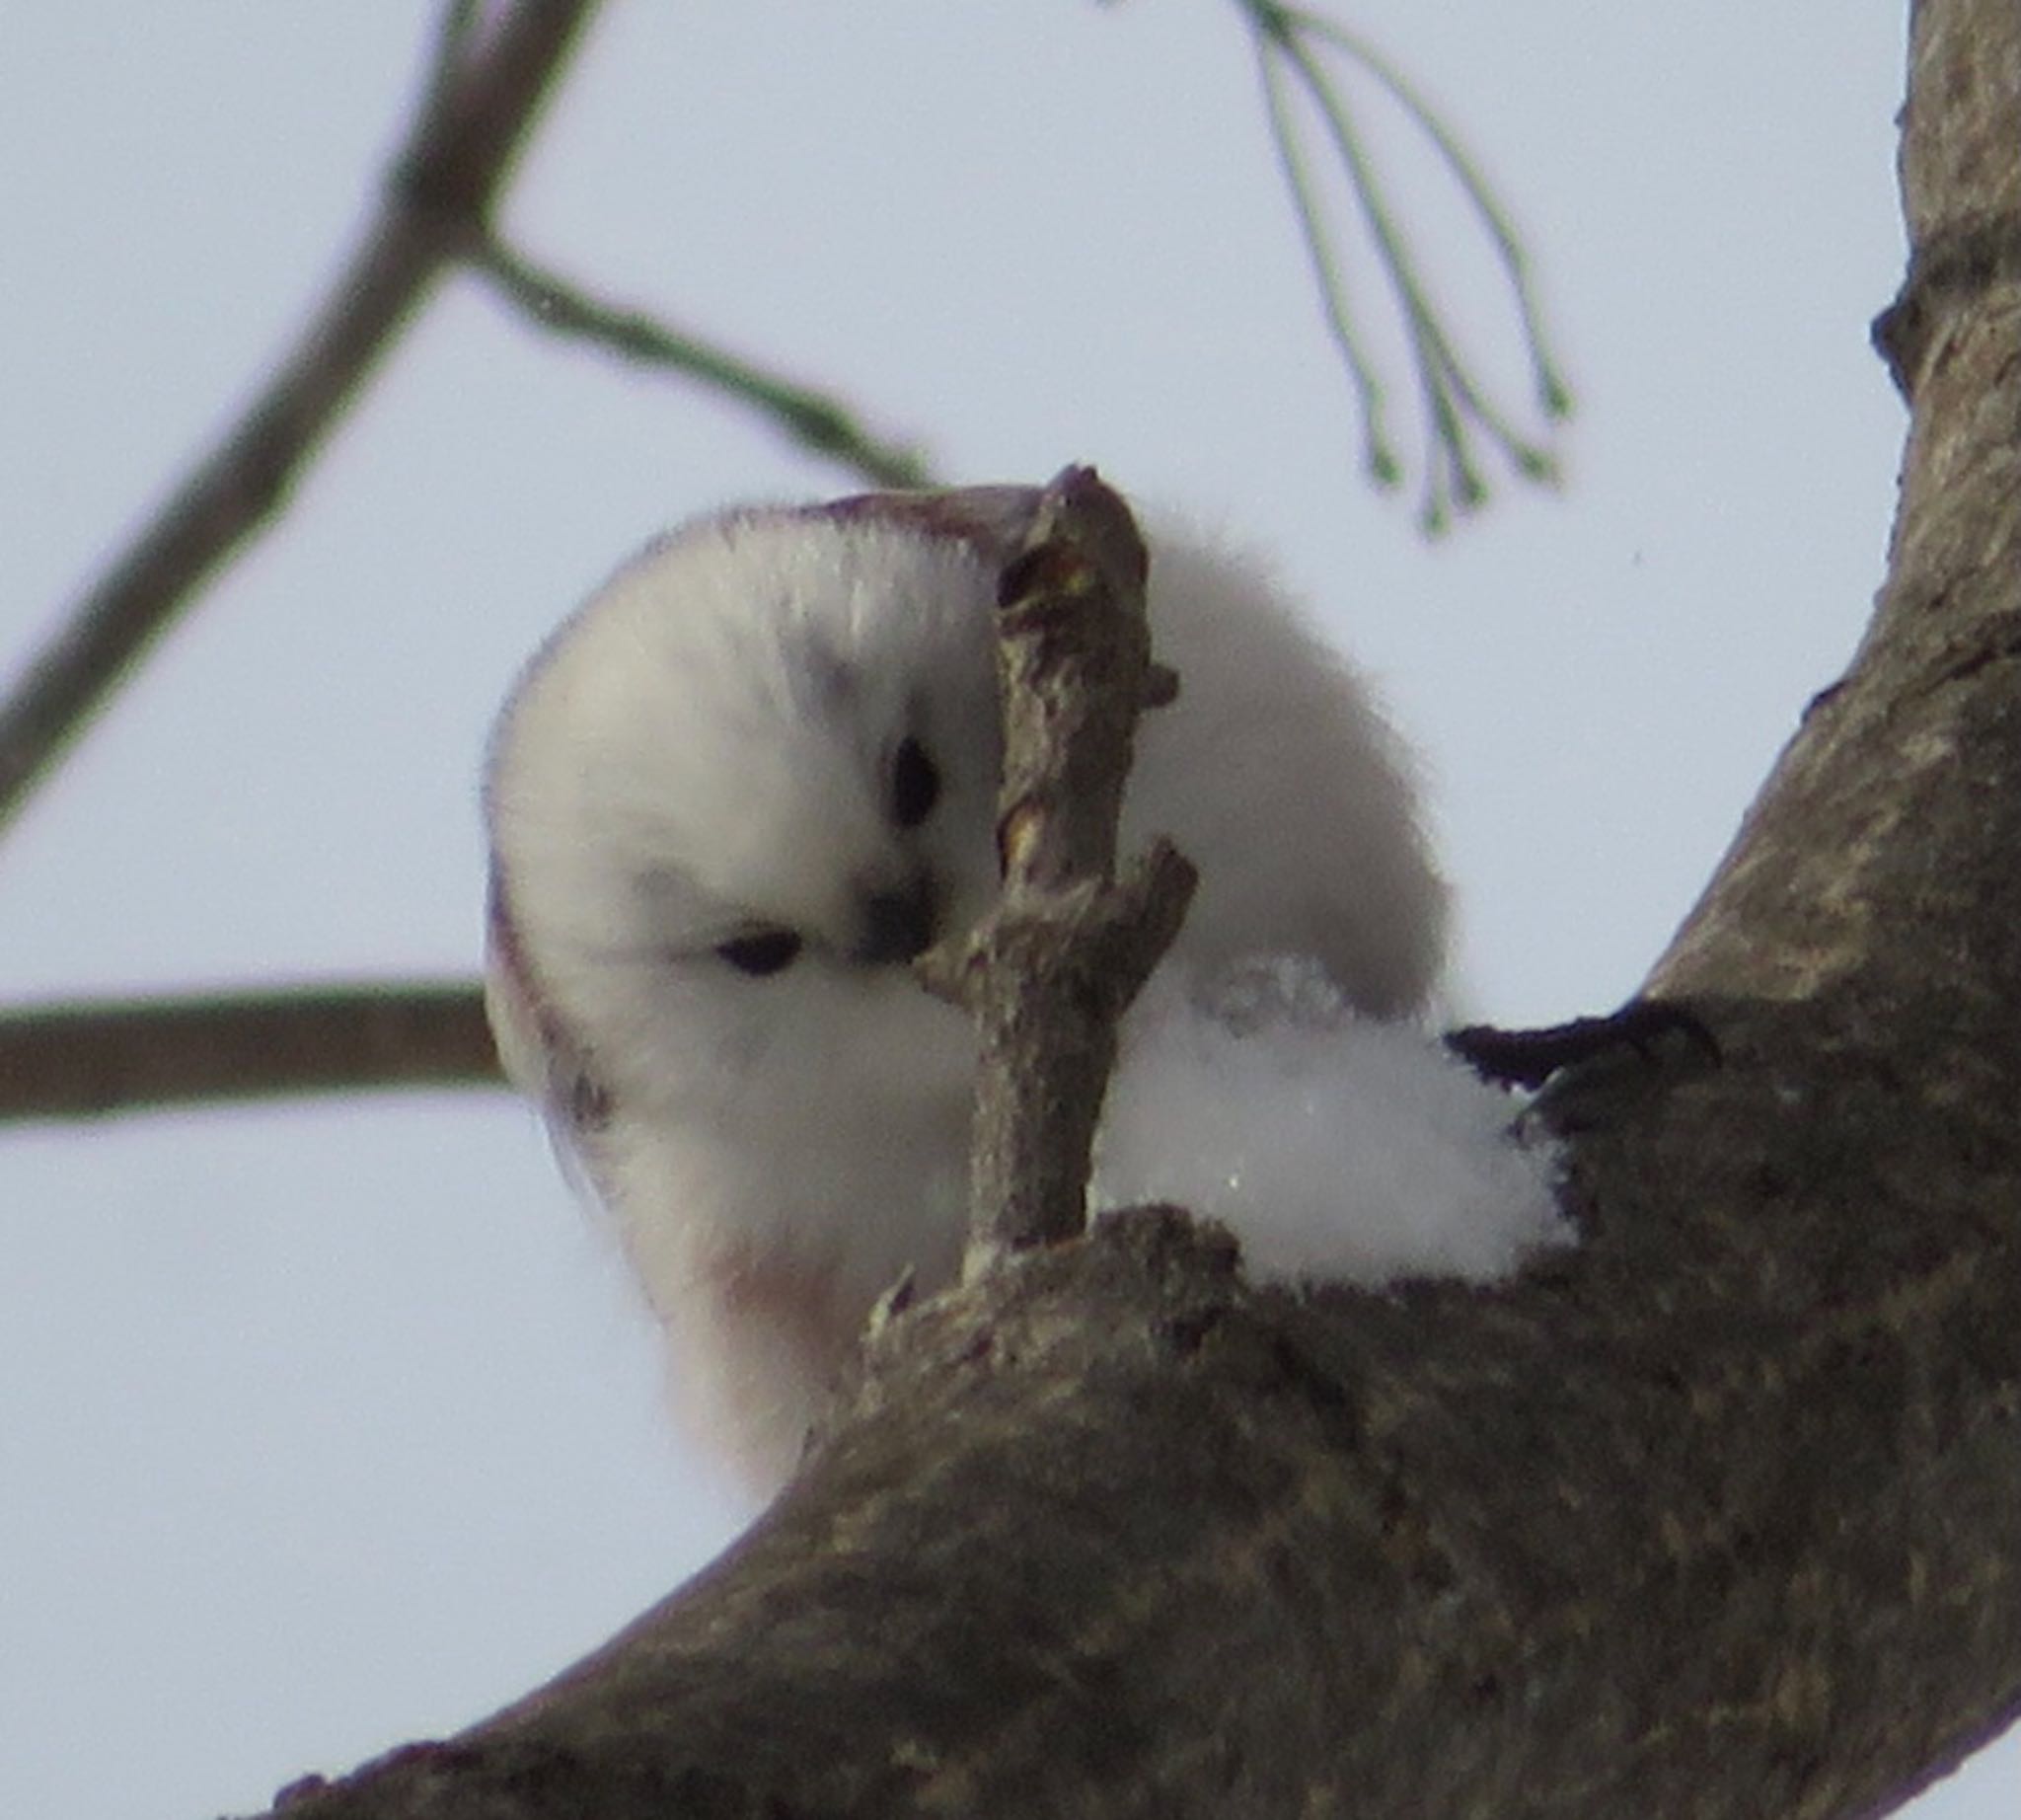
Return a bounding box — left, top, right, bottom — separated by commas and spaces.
890, 735, 940, 830
716, 929, 803, 976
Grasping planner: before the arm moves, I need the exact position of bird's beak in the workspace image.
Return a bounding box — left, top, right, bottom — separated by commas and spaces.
851, 872, 938, 965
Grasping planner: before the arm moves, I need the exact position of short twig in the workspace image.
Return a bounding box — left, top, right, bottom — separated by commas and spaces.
0, 981, 497, 1124
919, 468, 1197, 1263
465, 238, 932, 489
1239, 0, 1569, 528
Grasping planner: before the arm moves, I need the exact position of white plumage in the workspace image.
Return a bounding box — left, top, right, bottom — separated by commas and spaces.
485, 486, 1482, 1496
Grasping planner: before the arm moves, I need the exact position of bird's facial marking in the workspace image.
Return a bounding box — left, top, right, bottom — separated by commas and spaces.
889, 734, 941, 831
715, 928, 804, 977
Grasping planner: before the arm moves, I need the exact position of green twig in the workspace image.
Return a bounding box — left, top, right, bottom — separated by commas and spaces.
1255, 48, 1400, 486
1237, 0, 1569, 528
1281, 4, 1573, 421
467, 238, 933, 491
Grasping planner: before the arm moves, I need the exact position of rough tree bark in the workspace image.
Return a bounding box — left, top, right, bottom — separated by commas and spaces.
260, 4, 2020, 1816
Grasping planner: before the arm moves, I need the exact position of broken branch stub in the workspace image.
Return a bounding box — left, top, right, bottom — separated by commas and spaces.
922, 465, 1197, 1266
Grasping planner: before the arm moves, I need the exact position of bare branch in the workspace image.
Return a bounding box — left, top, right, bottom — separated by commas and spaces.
920, 470, 1195, 1260
1238, 0, 1569, 528
0, 981, 496, 1124
1255, 44, 1400, 486
1283, 4, 1571, 420
0, 0, 603, 842
416, 0, 485, 126
466, 237, 934, 490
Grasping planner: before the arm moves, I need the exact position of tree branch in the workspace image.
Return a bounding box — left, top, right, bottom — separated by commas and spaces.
1239, 0, 1569, 527
0, 0, 602, 841
465, 237, 933, 489
0, 982, 496, 1124
920, 471, 1196, 1259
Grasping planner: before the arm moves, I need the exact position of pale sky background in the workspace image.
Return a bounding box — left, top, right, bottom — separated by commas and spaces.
2, 5, 2012, 1817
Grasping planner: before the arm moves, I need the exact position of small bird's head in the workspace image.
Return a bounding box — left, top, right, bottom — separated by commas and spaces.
484, 494, 1030, 1142
484, 482, 1460, 1494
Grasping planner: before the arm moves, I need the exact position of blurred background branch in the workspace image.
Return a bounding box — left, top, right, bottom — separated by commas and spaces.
0, 0, 602, 844
466, 237, 933, 488
0, 983, 495, 1124
1241, 0, 1571, 529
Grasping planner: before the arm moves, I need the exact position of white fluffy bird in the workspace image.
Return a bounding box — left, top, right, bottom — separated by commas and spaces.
485, 486, 1469, 1495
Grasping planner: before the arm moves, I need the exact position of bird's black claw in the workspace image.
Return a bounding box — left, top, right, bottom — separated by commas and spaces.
1445, 999, 1720, 1091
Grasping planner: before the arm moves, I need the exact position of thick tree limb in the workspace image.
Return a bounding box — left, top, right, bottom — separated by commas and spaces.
0, 0, 601, 840
258, 5, 2021, 1817
0, 982, 495, 1123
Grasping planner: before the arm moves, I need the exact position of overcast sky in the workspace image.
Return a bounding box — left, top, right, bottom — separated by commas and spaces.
3, 5, 2011, 1816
